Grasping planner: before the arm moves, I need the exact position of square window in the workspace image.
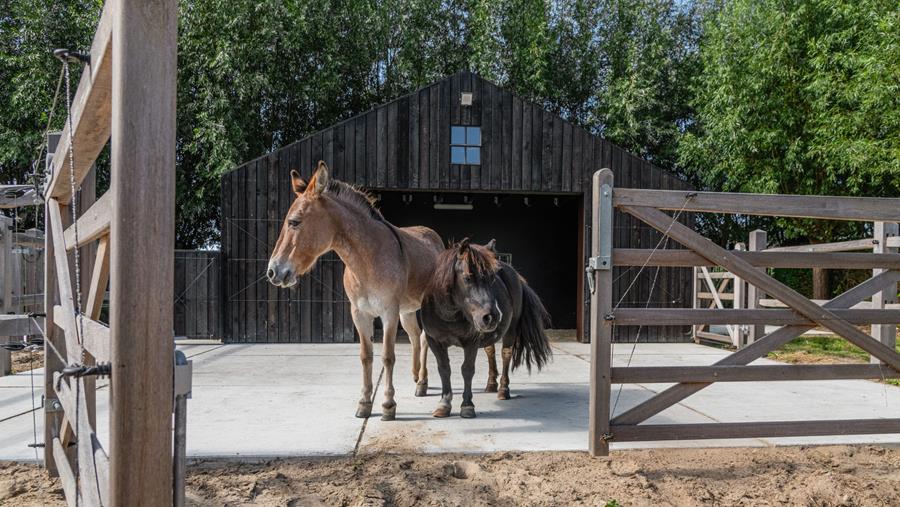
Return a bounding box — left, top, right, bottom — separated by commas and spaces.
466, 127, 481, 146
451, 146, 466, 164
466, 147, 481, 165
451, 126, 466, 145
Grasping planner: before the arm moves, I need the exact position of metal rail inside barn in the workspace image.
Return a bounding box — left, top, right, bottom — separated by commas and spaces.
218, 71, 694, 344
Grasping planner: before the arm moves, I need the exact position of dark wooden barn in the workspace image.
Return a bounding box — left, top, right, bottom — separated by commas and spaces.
220, 71, 693, 344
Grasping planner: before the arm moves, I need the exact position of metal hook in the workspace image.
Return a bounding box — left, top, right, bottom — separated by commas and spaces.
53, 48, 90, 65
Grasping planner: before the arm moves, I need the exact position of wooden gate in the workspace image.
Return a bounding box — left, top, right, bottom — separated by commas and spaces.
42, 0, 177, 504
588, 168, 900, 456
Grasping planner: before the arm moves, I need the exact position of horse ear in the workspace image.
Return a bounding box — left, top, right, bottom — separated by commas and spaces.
457, 237, 470, 256
485, 239, 497, 252
290, 170, 307, 195
307, 161, 330, 196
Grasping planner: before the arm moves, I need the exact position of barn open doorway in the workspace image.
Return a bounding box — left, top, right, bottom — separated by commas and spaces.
378, 191, 582, 335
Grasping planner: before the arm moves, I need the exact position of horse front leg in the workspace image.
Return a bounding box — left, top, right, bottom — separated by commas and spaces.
400, 312, 428, 397
498, 346, 513, 400
351, 307, 375, 418
484, 345, 499, 392
426, 335, 453, 417
460, 345, 479, 418
380, 311, 400, 421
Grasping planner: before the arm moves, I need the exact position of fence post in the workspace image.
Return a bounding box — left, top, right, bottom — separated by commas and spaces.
871, 222, 898, 363
733, 243, 747, 347
0, 218, 11, 375
746, 230, 767, 343
691, 266, 700, 342
109, 0, 177, 502
589, 169, 614, 456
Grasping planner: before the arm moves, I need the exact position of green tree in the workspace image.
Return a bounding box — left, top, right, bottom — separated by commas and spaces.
680, 0, 899, 296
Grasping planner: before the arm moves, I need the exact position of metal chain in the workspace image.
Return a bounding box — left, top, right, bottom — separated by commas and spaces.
63, 59, 85, 507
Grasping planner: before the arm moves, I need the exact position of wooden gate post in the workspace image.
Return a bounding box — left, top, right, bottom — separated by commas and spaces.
733, 243, 747, 347
589, 169, 614, 456
871, 221, 898, 363
109, 0, 177, 503
746, 230, 767, 343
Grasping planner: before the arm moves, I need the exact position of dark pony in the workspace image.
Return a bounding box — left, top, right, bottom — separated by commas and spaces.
420, 238, 552, 418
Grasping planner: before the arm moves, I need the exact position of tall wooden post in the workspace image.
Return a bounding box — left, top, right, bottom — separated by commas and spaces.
109, 0, 177, 503
589, 169, 614, 456
0, 217, 12, 375
871, 222, 898, 364
733, 243, 747, 347
43, 133, 64, 474
746, 230, 767, 343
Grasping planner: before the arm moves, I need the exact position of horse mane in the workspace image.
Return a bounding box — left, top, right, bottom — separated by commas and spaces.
325, 179, 385, 222
430, 240, 499, 297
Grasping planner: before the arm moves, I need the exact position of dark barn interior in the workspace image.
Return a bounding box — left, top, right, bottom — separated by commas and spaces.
220, 71, 694, 344
379, 192, 581, 330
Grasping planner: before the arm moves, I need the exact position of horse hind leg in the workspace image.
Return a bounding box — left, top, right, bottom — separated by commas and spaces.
484, 345, 499, 392
400, 312, 428, 397
498, 346, 513, 400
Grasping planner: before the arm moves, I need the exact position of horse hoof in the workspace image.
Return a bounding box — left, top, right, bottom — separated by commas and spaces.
460, 405, 476, 418
381, 404, 396, 421
484, 382, 499, 393
497, 388, 510, 400
415, 382, 428, 397
355, 401, 373, 418
432, 405, 451, 418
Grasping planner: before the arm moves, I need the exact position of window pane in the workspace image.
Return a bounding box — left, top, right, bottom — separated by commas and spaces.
451, 126, 466, 145
451, 146, 466, 164
466, 127, 481, 146
466, 147, 481, 165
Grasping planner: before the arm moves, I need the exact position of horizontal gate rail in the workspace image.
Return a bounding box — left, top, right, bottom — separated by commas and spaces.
588, 168, 900, 456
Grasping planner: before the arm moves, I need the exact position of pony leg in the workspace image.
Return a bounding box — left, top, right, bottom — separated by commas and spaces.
426, 335, 453, 417
460, 345, 479, 418
498, 346, 513, 400
351, 308, 375, 418
484, 345, 499, 392
400, 312, 428, 396
380, 312, 400, 421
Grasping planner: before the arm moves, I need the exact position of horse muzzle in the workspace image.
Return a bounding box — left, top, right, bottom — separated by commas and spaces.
266, 261, 297, 288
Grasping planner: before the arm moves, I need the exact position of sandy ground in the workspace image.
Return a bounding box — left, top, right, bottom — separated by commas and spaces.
9, 350, 43, 374
4, 445, 900, 506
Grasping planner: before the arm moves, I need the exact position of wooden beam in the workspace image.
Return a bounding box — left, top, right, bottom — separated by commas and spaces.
611, 269, 900, 426
611, 418, 900, 442
85, 237, 110, 320
53, 373, 107, 505
52, 438, 79, 507
613, 308, 900, 326
887, 236, 900, 248
54, 306, 110, 363
765, 238, 877, 253
621, 205, 900, 370
589, 169, 614, 457
45, 1, 113, 204
614, 189, 900, 222
108, 0, 177, 502
612, 364, 900, 383
0, 315, 41, 335
694, 330, 733, 344
63, 191, 111, 250
759, 299, 900, 309
613, 248, 900, 270
697, 292, 735, 300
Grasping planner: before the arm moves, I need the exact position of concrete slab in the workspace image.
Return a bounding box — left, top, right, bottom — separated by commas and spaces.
0, 342, 897, 462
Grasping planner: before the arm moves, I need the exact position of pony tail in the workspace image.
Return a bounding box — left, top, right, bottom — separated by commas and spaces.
512, 280, 553, 372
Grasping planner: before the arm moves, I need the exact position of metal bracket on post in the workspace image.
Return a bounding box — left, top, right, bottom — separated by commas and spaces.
586, 183, 614, 294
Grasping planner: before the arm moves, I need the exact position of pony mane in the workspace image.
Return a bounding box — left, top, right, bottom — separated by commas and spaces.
430, 240, 500, 297
325, 179, 384, 221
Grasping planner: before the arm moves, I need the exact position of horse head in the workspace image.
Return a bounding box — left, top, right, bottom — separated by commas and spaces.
433, 238, 502, 333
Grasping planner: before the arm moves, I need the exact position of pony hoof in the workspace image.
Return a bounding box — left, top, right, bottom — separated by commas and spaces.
484, 382, 499, 393
355, 401, 373, 418
460, 405, 476, 418
432, 405, 451, 418
381, 404, 396, 421
415, 382, 428, 397
497, 388, 510, 400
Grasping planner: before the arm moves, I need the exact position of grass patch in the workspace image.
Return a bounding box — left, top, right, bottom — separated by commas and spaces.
768, 335, 900, 386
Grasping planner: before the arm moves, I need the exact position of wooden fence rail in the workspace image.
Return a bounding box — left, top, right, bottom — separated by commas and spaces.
588, 168, 900, 456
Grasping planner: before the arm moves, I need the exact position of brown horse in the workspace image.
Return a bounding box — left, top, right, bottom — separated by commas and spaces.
267, 162, 440, 420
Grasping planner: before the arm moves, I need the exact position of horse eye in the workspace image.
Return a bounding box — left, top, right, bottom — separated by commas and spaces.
288, 219, 301, 228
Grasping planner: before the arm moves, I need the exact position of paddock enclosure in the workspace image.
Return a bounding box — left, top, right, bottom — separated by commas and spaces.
221, 71, 694, 344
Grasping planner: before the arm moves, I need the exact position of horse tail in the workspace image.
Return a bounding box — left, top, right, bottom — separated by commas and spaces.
512, 279, 553, 372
